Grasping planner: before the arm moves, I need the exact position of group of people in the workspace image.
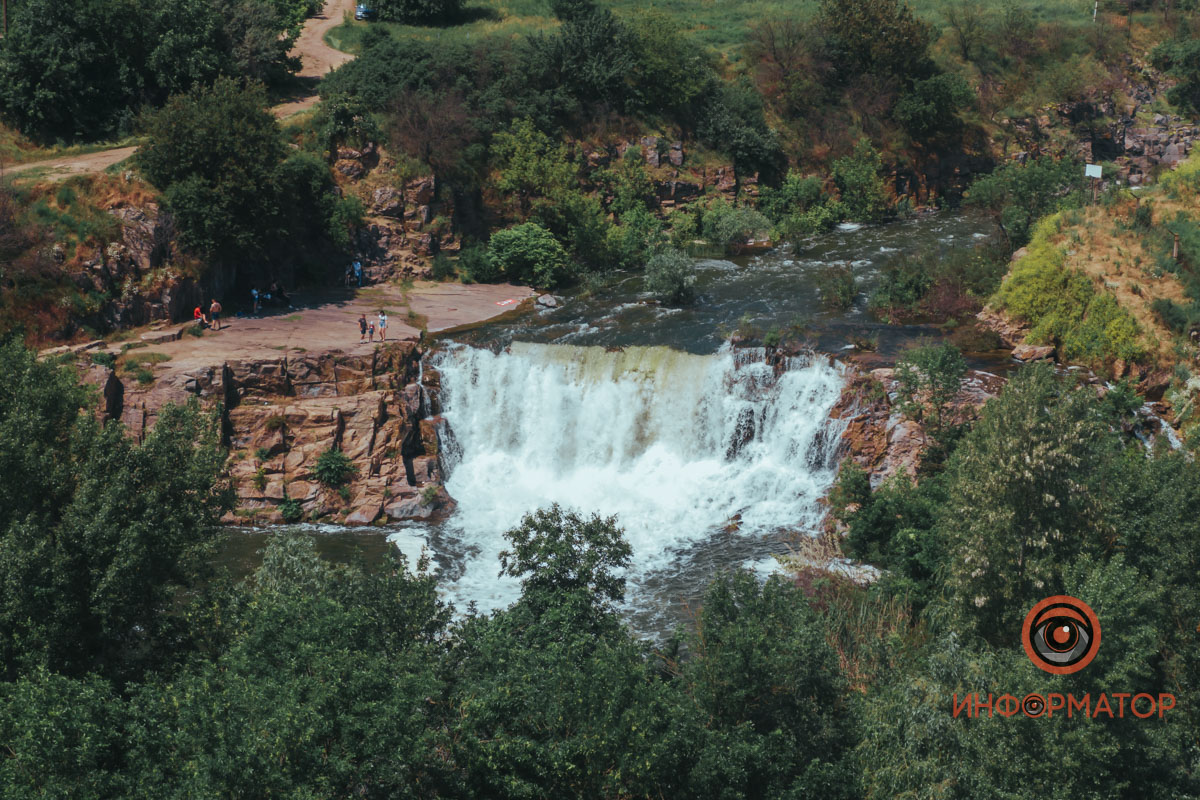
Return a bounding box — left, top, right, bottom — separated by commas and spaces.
345, 261, 364, 288
250, 283, 293, 315
193, 299, 223, 330
358, 311, 389, 343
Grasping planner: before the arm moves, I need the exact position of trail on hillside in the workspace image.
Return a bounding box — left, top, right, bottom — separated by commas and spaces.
1, 0, 356, 180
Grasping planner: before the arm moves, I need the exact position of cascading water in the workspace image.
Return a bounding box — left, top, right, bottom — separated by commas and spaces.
390, 342, 848, 630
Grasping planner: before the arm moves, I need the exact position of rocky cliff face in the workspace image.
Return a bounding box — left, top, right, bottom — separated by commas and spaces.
829, 363, 1005, 487
85, 342, 452, 526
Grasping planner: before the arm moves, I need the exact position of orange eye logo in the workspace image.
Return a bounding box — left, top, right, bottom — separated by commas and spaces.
1022, 595, 1101, 674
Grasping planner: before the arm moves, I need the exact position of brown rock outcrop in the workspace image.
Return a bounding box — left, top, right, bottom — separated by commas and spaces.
103, 342, 450, 526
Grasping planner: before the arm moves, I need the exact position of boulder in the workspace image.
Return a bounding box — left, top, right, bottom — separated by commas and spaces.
1012, 343, 1055, 362
345, 497, 383, 526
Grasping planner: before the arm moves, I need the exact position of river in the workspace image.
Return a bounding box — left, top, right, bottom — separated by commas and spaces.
220, 210, 997, 635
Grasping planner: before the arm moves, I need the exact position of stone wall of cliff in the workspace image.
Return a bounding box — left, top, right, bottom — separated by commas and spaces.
81, 342, 452, 526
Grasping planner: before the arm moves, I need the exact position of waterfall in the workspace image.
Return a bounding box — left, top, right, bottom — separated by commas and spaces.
392, 342, 848, 618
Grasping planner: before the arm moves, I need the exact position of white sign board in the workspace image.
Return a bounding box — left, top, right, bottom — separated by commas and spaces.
1085, 164, 1102, 179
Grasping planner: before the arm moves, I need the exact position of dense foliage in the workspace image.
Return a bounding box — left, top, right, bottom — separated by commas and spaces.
0, 0, 308, 141
2, 344, 1197, 797
136, 78, 361, 281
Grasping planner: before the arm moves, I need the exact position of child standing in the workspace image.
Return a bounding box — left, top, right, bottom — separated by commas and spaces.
368, 321, 376, 342
358, 313, 368, 343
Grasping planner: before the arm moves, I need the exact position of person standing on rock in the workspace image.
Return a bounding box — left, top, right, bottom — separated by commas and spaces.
378, 310, 388, 342
209, 299, 222, 330
251, 287, 260, 315
359, 313, 368, 343
354, 261, 363, 287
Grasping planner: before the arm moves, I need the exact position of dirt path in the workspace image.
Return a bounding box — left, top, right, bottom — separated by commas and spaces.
3, 0, 356, 179
2, 145, 139, 179
272, 0, 357, 119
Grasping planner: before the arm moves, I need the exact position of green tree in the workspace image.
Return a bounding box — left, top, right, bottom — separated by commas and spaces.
893, 73, 975, 140
818, 0, 934, 82
644, 247, 696, 305
488, 222, 572, 289
491, 118, 578, 216
0, 0, 145, 140
129, 535, 451, 797
1151, 37, 1200, 114
0, 341, 230, 683
939, 365, 1114, 638
831, 138, 890, 222
374, 0, 462, 24
966, 156, 1083, 250
677, 572, 861, 800
894, 341, 968, 435
445, 507, 688, 799
137, 77, 286, 263
498, 505, 631, 615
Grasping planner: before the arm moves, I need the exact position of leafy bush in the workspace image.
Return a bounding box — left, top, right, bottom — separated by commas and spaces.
894, 341, 967, 434
700, 200, 771, 254
831, 139, 890, 223
278, 496, 304, 523
893, 73, 974, 140
90, 351, 116, 368
457, 244, 501, 283
374, 0, 463, 24
644, 248, 696, 305
431, 254, 456, 281
488, 223, 572, 289
966, 156, 1083, 250
815, 264, 858, 310
314, 449, 356, 488
1151, 298, 1200, 334
758, 172, 824, 224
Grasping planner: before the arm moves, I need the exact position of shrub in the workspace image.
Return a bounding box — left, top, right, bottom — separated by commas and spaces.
895, 341, 967, 434
489, 223, 572, 289
644, 247, 696, 305
421, 485, 439, 506
815, 264, 858, 310
264, 415, 287, 432
255, 447, 271, 462
90, 351, 116, 368
831, 139, 890, 223
759, 172, 824, 224
253, 467, 268, 492
457, 244, 500, 283
893, 73, 974, 140
278, 497, 304, 524
998, 215, 1146, 367
374, 0, 463, 24
700, 200, 771, 254
315, 449, 356, 488
431, 253, 456, 281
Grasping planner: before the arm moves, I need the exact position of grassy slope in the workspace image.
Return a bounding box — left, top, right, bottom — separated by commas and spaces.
328, 0, 1098, 60
995, 159, 1200, 371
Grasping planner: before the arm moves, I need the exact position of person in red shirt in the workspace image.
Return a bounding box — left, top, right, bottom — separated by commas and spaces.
193, 306, 208, 328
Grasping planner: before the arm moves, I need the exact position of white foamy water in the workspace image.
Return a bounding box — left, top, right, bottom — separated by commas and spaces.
391, 342, 847, 618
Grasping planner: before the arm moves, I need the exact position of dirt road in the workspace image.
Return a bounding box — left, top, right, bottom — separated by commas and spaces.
272, 0, 357, 118
3, 0, 356, 179
2, 145, 139, 178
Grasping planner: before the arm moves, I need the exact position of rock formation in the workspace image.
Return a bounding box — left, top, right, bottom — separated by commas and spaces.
81, 342, 452, 527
